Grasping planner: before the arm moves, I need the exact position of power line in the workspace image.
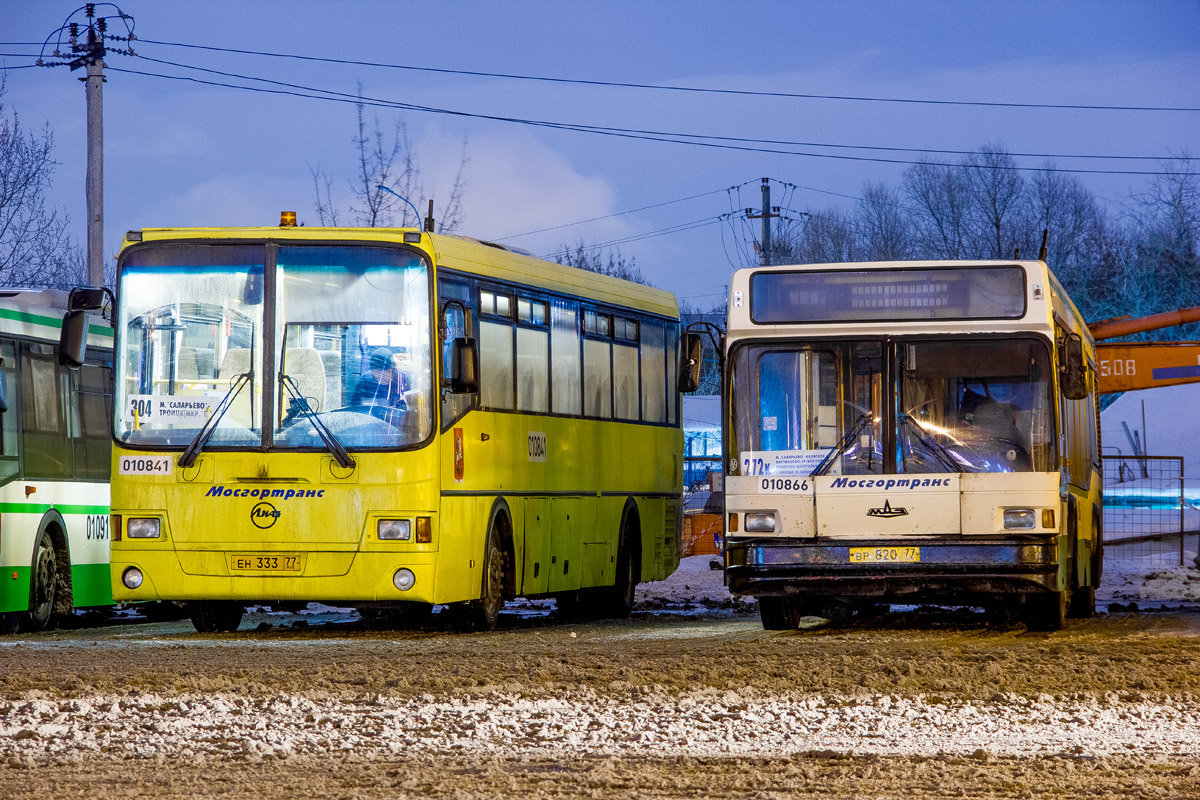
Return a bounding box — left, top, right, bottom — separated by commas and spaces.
124, 53, 1196, 163
102, 63, 1195, 176
540, 215, 729, 259
131, 37, 1200, 114
496, 185, 750, 241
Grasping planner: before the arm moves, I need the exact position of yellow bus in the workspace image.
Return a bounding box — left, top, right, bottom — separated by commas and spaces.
697, 259, 1100, 631
87, 219, 684, 632
1, 289, 113, 634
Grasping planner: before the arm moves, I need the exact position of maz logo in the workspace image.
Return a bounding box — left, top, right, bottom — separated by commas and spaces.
866, 499, 908, 518
251, 502, 282, 529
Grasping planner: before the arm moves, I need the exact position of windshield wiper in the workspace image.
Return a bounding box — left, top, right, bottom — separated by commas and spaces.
279, 373, 355, 469
900, 413, 965, 473
811, 413, 873, 477
178, 372, 250, 468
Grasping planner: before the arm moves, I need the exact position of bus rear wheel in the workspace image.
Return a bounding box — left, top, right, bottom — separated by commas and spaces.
24, 530, 59, 633
1022, 590, 1067, 631
190, 602, 245, 633
601, 530, 638, 619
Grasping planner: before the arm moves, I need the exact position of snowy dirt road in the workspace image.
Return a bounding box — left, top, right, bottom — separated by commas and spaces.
2, 558, 1199, 799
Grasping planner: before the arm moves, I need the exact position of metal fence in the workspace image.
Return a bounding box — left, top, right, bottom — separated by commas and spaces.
1101, 454, 1195, 566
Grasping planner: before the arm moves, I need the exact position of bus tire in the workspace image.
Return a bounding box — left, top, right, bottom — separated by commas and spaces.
758, 596, 802, 630
24, 529, 60, 633
0, 613, 20, 635
190, 602, 244, 633
602, 515, 640, 619
1068, 585, 1095, 618
1022, 590, 1067, 632
461, 524, 505, 632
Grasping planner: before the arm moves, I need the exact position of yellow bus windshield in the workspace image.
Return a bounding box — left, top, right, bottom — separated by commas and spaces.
115, 243, 433, 451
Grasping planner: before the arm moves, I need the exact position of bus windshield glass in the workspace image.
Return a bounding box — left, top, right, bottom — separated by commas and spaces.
114, 243, 432, 450
730, 337, 1054, 476
273, 246, 432, 449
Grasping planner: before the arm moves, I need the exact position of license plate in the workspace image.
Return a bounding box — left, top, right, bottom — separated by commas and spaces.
230, 553, 303, 573
849, 546, 920, 563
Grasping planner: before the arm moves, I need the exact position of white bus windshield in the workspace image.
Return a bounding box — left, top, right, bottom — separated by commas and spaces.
730, 337, 1055, 477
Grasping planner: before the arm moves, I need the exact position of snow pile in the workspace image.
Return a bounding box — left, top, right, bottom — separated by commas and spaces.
2, 689, 1197, 763
642, 555, 1200, 611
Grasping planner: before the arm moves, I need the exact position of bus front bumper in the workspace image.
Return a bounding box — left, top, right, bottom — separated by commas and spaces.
110, 549, 440, 605
725, 536, 1062, 599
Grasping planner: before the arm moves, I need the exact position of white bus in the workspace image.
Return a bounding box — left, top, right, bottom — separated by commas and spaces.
0, 289, 113, 634
701, 260, 1100, 631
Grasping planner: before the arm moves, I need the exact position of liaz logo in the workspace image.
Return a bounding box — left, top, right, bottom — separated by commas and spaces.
866, 499, 908, 518
250, 502, 281, 529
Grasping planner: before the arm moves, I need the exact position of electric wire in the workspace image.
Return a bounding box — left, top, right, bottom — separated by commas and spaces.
102, 63, 1195, 177
130, 37, 1200, 114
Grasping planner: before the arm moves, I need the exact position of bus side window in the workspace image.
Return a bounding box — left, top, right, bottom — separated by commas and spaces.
583, 310, 612, 419
550, 300, 581, 416
439, 279, 476, 429
0, 341, 18, 486
640, 321, 666, 424
74, 360, 113, 480
20, 342, 72, 479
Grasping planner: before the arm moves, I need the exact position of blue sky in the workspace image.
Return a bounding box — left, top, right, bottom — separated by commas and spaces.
5, 1, 1199, 307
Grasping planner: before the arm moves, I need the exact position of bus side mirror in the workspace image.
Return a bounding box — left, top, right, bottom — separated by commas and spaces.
678, 332, 703, 393
450, 337, 479, 394
1061, 333, 1089, 400
58, 308, 89, 369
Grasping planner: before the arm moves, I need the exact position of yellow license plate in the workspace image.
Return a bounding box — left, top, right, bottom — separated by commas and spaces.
230, 553, 303, 573
849, 546, 920, 563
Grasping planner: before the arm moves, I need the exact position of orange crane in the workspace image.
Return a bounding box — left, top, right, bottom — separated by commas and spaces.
1090, 306, 1200, 394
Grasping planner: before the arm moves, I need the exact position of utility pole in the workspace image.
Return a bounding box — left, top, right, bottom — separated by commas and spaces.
71, 6, 108, 287
744, 177, 781, 266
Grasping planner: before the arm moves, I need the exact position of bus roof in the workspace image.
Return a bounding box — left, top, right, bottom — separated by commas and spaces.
124, 226, 679, 320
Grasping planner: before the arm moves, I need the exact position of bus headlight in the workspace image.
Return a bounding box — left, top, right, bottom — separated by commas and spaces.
378, 519, 411, 540
122, 567, 144, 589
1003, 509, 1036, 529
393, 568, 416, 592
127, 518, 161, 539
744, 512, 777, 533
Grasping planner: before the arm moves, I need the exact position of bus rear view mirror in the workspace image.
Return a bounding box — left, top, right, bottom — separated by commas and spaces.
450, 337, 479, 394
1061, 333, 1088, 399
58, 308, 89, 369
678, 332, 703, 393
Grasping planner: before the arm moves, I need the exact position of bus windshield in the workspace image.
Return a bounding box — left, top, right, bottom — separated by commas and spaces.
115, 243, 432, 450
730, 337, 1055, 476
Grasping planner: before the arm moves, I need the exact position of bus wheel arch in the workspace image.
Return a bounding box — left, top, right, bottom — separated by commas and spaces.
24, 513, 74, 632
459, 499, 513, 632
602, 500, 641, 619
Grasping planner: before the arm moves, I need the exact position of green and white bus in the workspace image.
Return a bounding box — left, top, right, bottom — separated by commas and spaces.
0, 289, 114, 634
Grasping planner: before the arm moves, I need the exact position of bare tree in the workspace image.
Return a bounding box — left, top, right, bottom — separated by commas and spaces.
962, 144, 1027, 258
310, 90, 468, 233
857, 182, 912, 261
904, 158, 972, 258
0, 81, 83, 287
554, 241, 648, 284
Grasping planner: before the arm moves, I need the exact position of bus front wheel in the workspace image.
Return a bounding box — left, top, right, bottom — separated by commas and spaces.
1022, 590, 1067, 632
190, 602, 245, 633
460, 525, 505, 632
24, 529, 60, 633
758, 596, 803, 630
